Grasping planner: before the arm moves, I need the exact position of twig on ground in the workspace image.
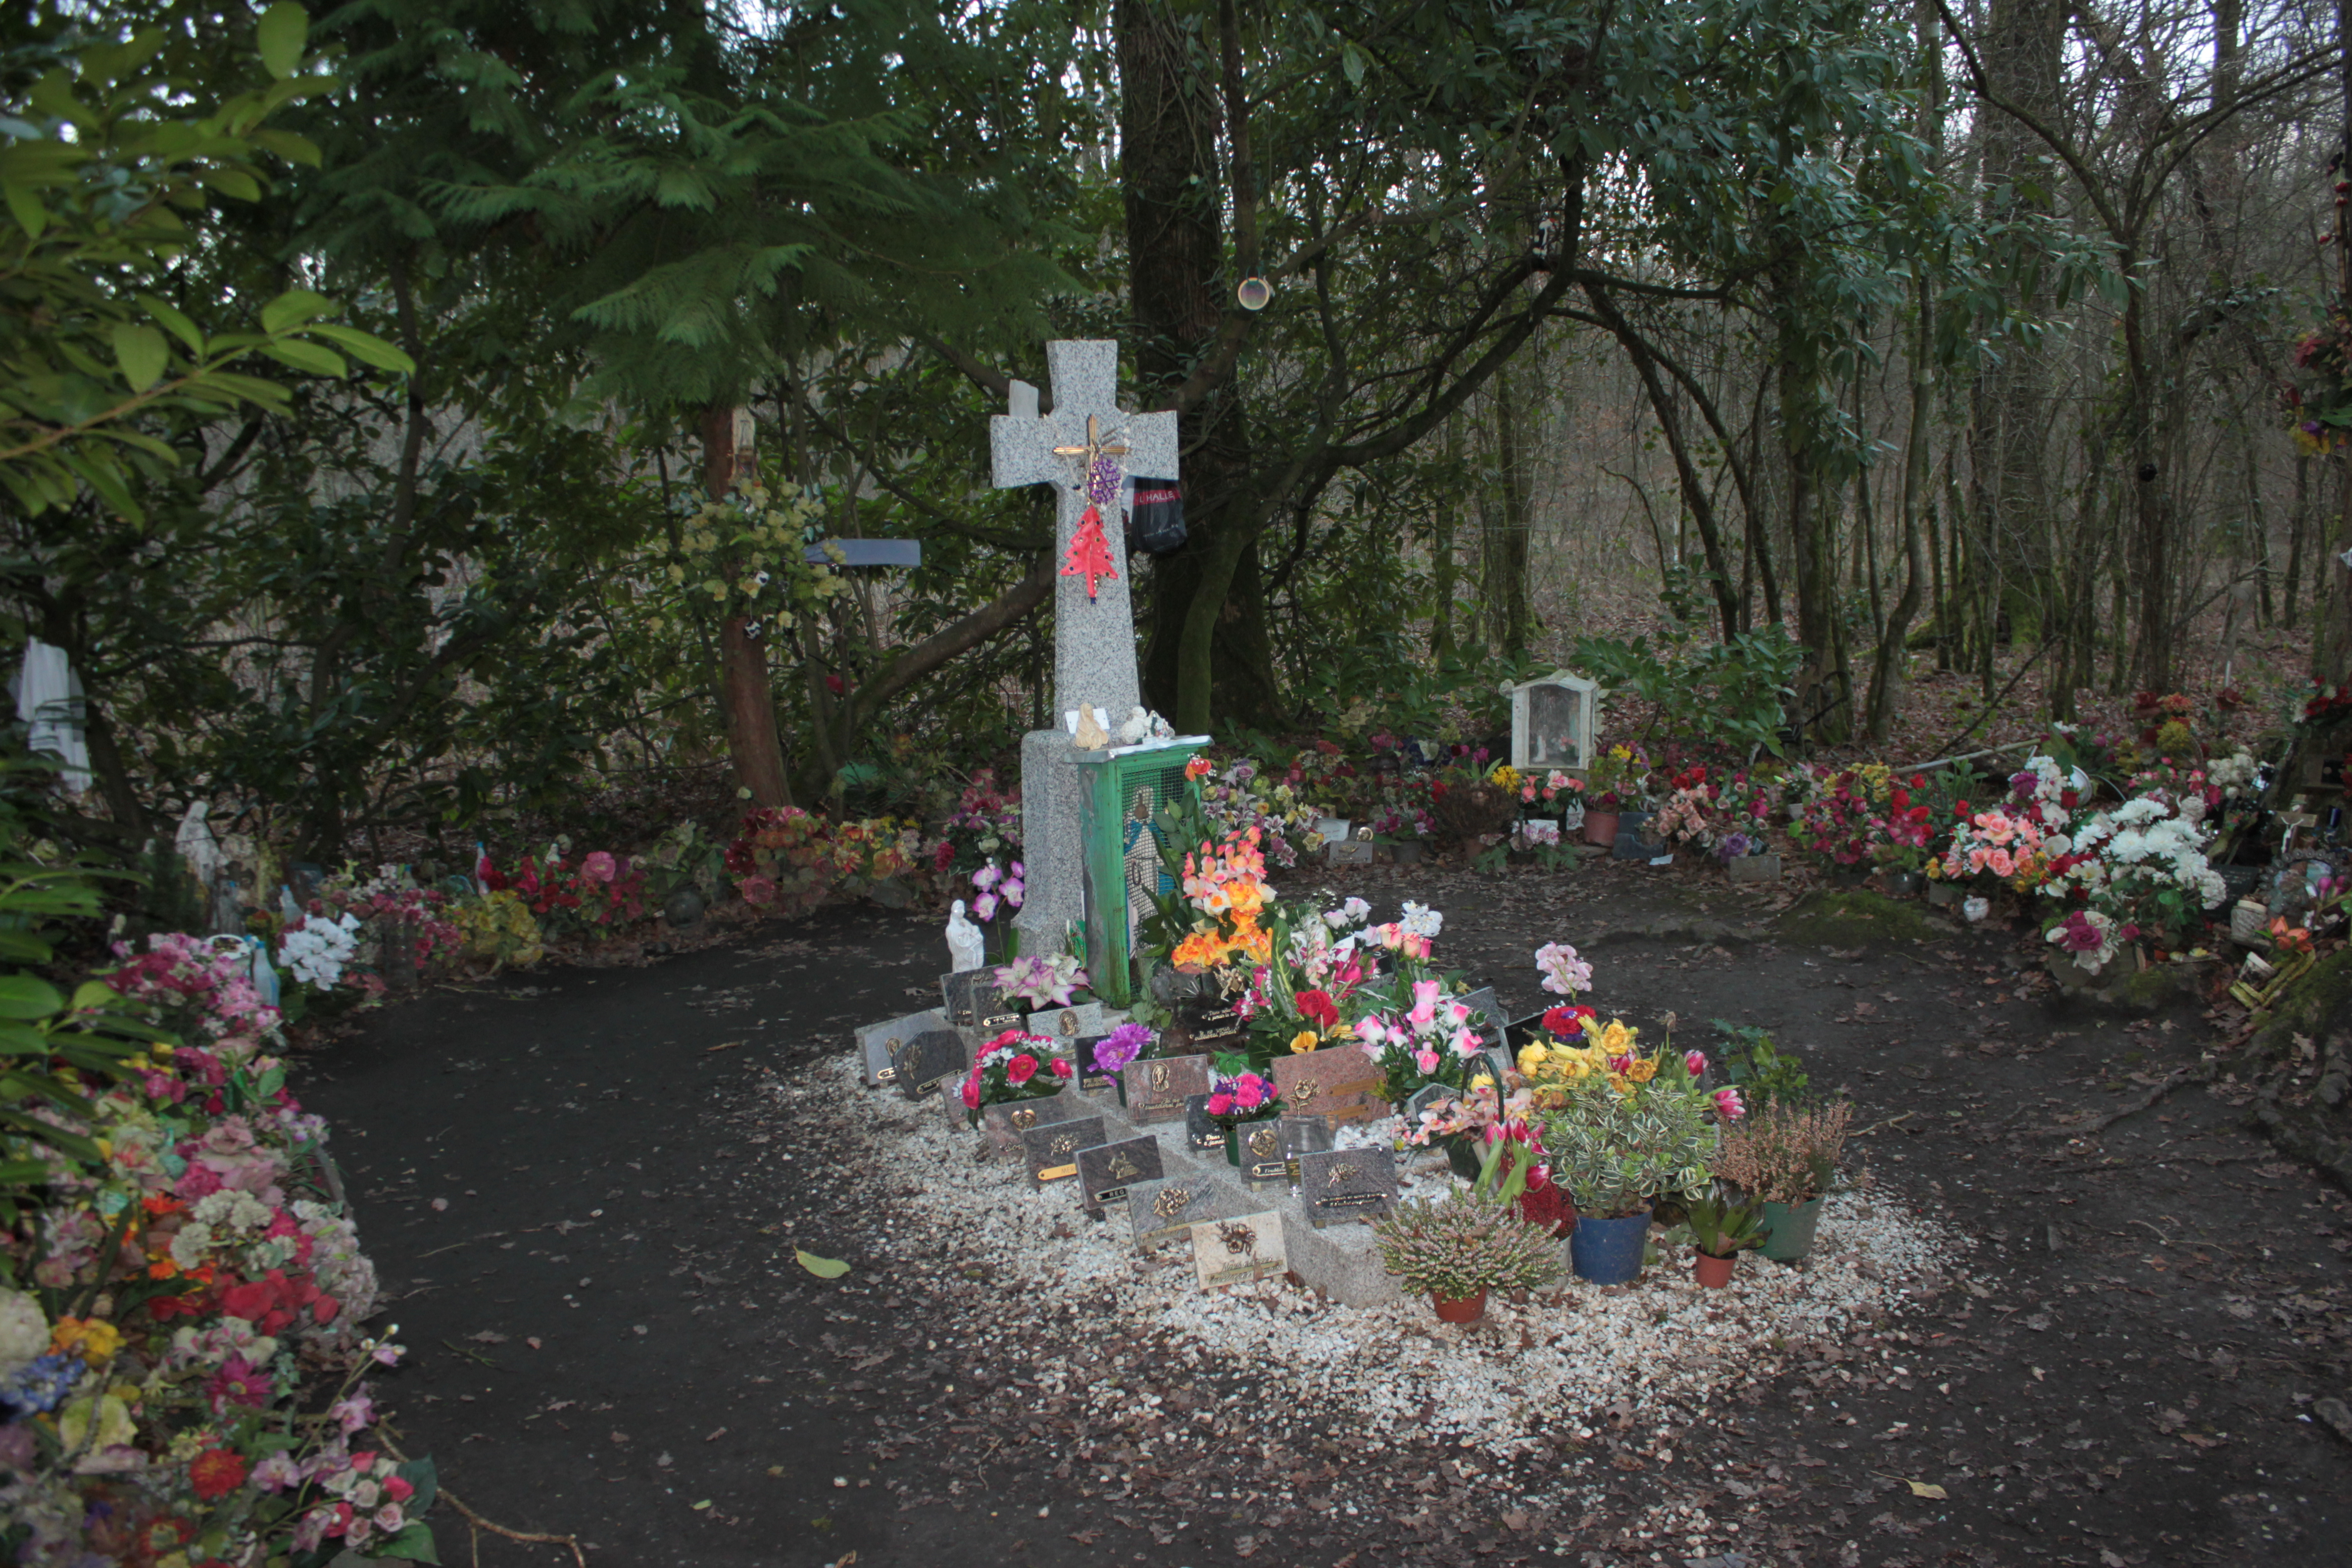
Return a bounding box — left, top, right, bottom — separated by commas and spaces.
2026, 1063, 2214, 1138
1853, 1111, 1916, 1137
381, 1431, 588, 1567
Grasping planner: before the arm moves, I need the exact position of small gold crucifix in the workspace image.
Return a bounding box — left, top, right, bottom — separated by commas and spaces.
1052, 414, 1130, 470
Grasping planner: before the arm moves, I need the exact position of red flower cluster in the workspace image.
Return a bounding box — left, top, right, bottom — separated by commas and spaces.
219, 1269, 341, 1334
1293, 988, 1340, 1031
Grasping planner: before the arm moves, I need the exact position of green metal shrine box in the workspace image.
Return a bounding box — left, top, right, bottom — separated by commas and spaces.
1073, 738, 1208, 1006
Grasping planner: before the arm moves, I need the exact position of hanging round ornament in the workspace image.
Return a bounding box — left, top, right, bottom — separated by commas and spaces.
1236, 277, 1273, 311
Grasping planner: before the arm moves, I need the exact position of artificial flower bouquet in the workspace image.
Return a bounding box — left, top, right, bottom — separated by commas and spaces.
967, 857, 1027, 924
1352, 978, 1493, 1104
2041, 794, 2226, 952
959, 1028, 1077, 1125
1789, 765, 1890, 870
1518, 769, 1584, 814
1866, 774, 1938, 874
994, 952, 1087, 1010
2044, 907, 2138, 976
1581, 744, 1647, 813
1202, 1070, 1284, 1126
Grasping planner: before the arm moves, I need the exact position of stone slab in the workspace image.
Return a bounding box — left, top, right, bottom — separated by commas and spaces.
1021, 1115, 1106, 1189
857, 1007, 946, 1088
1074, 1135, 1162, 1219
1127, 1172, 1250, 1252
1120, 1053, 1211, 1125
1191, 1208, 1286, 1291
980, 1089, 1086, 1157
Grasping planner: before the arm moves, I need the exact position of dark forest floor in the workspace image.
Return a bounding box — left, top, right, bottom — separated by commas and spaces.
293, 857, 2352, 1568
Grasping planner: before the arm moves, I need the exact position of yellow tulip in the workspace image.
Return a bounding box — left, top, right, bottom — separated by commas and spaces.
1289, 1030, 1320, 1054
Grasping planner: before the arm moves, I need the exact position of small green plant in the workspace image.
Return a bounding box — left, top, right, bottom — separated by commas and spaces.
1372, 1187, 1564, 1301
1682, 1188, 1769, 1259
1712, 1022, 1809, 1109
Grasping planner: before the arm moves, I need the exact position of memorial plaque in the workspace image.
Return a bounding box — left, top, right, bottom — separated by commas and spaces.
1327, 838, 1378, 867
1190, 1208, 1288, 1290
1176, 997, 1246, 1051
1272, 1049, 1389, 1127
1127, 1173, 1247, 1252
1183, 1093, 1225, 1152
1297, 1148, 1401, 1229
1452, 986, 1506, 1051
1075, 1135, 1162, 1217
980, 1089, 1084, 1156
1021, 1115, 1105, 1188
1039, 1001, 1115, 1043
942, 968, 1022, 1031
1071, 1033, 1136, 1092
893, 1029, 969, 1099
1119, 1053, 1211, 1125
1232, 1118, 1287, 1187
858, 1007, 947, 1088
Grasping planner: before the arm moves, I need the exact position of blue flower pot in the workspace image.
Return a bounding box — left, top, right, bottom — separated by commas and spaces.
1569, 1211, 1651, 1285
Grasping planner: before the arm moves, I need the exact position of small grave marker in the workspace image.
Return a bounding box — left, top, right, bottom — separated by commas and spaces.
1127, 1173, 1247, 1253
1190, 1208, 1287, 1290
1075, 1135, 1163, 1218
980, 1090, 1085, 1156
1119, 1053, 1211, 1125
1021, 1115, 1106, 1188
857, 1007, 946, 1088
893, 1029, 969, 1100
1272, 1050, 1389, 1127
1296, 1148, 1402, 1229
1231, 1119, 1287, 1187
1182, 1093, 1224, 1153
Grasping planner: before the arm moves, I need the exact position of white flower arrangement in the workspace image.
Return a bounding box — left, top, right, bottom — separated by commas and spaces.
279, 912, 362, 992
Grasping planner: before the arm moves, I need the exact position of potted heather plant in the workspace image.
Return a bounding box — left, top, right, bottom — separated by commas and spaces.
1372, 1187, 1564, 1323
1681, 1188, 1768, 1287
1712, 1099, 1853, 1261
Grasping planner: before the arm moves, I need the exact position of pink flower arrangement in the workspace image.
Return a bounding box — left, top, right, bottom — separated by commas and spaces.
1203, 1071, 1282, 1125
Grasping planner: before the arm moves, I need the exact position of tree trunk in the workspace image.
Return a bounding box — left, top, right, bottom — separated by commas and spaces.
2324, 0, 2352, 684
1123, 0, 1278, 729
1779, 317, 1851, 742
706, 402, 792, 808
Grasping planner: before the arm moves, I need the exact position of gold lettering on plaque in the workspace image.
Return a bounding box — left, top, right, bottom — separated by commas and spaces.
1153, 1185, 1193, 1219
1247, 1126, 1278, 1159
1107, 1152, 1141, 1180
1010, 1107, 1038, 1130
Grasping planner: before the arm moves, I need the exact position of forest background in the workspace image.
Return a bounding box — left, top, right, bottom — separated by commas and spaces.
11, 0, 2352, 869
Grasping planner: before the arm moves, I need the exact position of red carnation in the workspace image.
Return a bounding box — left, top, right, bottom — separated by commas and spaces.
190, 1448, 249, 1500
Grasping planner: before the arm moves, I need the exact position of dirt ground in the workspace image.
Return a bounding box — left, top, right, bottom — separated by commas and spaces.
292, 858, 2352, 1567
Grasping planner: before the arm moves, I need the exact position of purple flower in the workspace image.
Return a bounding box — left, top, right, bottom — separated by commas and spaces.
1096, 1022, 1154, 1075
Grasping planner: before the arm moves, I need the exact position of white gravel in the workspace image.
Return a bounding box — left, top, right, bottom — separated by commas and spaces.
799, 1055, 1967, 1461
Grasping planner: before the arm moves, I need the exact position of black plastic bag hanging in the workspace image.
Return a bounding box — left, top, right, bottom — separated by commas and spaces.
1126, 478, 1187, 555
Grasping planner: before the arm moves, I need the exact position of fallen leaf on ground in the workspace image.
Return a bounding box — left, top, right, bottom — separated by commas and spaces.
1905, 1480, 1947, 1500
796, 1249, 851, 1278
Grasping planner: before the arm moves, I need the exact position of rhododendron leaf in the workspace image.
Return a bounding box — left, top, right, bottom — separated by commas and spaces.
795, 1249, 851, 1279
0, 975, 64, 1019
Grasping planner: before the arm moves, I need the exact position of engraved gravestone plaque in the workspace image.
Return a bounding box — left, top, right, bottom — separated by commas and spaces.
1021, 1115, 1106, 1188
1232, 1118, 1287, 1188
1074, 1135, 1162, 1218
1190, 1208, 1287, 1290
1272, 1050, 1389, 1127
980, 1088, 1085, 1155
1182, 1093, 1224, 1152
858, 1008, 946, 1088
1126, 1173, 1247, 1252
893, 1029, 970, 1100
1296, 1148, 1401, 1229
1119, 1053, 1211, 1125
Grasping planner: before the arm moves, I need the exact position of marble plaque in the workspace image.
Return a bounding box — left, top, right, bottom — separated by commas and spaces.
1190, 1208, 1287, 1290
1327, 838, 1377, 867
1182, 1092, 1224, 1152
1021, 1115, 1105, 1188
1075, 1135, 1162, 1217
980, 1089, 1083, 1156
856, 1008, 946, 1088
893, 1029, 969, 1099
1127, 1173, 1247, 1252
1176, 998, 1247, 1051
1038, 1001, 1116, 1043
1297, 1148, 1401, 1229
1272, 1049, 1389, 1127
942, 968, 1021, 1031
1120, 1053, 1211, 1125
1232, 1118, 1288, 1187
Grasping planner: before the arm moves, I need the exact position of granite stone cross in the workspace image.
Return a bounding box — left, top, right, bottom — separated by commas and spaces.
990, 340, 1180, 721
991, 341, 1180, 956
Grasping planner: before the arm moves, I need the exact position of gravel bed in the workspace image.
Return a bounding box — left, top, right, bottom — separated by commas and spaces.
793, 1055, 1966, 1463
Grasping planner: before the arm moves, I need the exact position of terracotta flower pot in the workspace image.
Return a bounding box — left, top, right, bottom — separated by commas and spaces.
1693, 1250, 1738, 1289
1432, 1289, 1488, 1323
1582, 810, 1620, 847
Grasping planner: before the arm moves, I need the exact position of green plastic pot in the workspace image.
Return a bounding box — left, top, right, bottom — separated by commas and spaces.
1758, 1193, 1827, 1262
